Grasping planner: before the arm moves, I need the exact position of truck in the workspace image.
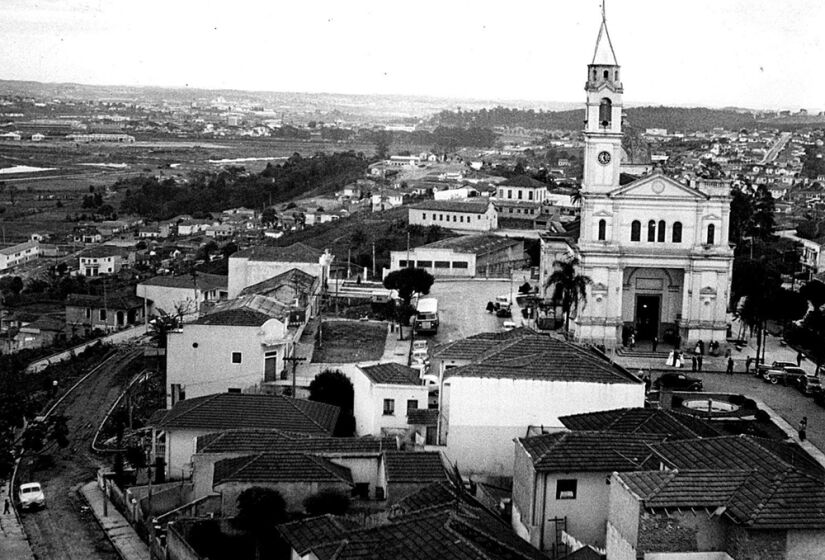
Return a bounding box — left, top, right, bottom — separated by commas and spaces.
414, 297, 439, 335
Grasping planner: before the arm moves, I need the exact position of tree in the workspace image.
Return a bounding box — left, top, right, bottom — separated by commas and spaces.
235, 486, 287, 560
729, 187, 754, 244
261, 207, 277, 226
751, 185, 775, 240
382, 267, 435, 305
221, 242, 238, 259
309, 370, 355, 436
303, 489, 351, 516
374, 130, 392, 160
544, 257, 592, 335
148, 315, 180, 349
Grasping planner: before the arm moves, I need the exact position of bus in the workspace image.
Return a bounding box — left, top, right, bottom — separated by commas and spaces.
414, 297, 439, 335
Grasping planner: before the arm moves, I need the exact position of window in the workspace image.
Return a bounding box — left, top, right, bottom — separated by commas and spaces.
435, 261, 450, 268
171, 383, 186, 405
598, 219, 606, 241
99, 309, 107, 321
630, 220, 641, 241
707, 224, 715, 245
647, 220, 656, 242
507, 189, 512, 199
518, 190, 522, 200
459, 216, 464, 223
264, 351, 278, 382
453, 215, 457, 222
603, 70, 609, 80
657, 220, 666, 242
556, 479, 578, 500
599, 98, 612, 126
528, 191, 533, 200
452, 261, 469, 269
422, 213, 426, 220
232, 352, 242, 364
439, 214, 443, 221
399, 260, 408, 267
85, 307, 91, 319
672, 221, 683, 243
383, 399, 395, 416
407, 399, 418, 413
417, 260, 432, 268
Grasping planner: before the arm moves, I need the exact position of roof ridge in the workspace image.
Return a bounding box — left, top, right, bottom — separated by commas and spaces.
218, 453, 260, 484
167, 393, 220, 424
644, 469, 679, 501
284, 397, 332, 433
305, 453, 351, 483
737, 469, 784, 526
448, 509, 538, 560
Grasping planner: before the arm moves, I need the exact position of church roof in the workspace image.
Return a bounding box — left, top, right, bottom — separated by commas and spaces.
592, 17, 618, 66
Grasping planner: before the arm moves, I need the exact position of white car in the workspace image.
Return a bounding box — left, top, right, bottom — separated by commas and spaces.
18, 482, 45, 510
412, 340, 429, 352
502, 320, 517, 332
411, 348, 430, 363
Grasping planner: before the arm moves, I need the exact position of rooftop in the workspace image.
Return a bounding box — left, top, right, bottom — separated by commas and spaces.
407, 408, 438, 426
79, 244, 130, 258
559, 407, 722, 440
239, 267, 318, 298
411, 199, 492, 213
151, 393, 340, 435
139, 272, 227, 291
359, 363, 422, 386
195, 292, 296, 325
383, 451, 447, 483
518, 431, 662, 472
66, 292, 144, 310
213, 452, 352, 486
501, 176, 548, 189
415, 234, 522, 255
196, 429, 398, 454
232, 242, 326, 263
277, 515, 360, 556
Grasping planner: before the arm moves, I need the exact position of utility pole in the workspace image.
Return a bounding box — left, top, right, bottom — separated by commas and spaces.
406, 231, 410, 266
372, 242, 376, 279
283, 355, 307, 398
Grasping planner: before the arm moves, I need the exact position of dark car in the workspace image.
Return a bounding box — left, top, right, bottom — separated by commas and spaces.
755, 360, 797, 379
765, 366, 807, 386
797, 375, 823, 396
653, 372, 703, 392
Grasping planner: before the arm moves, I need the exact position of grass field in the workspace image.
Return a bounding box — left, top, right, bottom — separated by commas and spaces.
312, 320, 387, 363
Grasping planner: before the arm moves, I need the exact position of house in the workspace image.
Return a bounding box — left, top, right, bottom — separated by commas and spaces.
176, 219, 213, 236
511, 431, 665, 553
350, 363, 429, 438
13, 315, 65, 350
227, 243, 333, 298
212, 452, 354, 515
777, 230, 825, 276
0, 240, 40, 271
78, 245, 133, 276
65, 292, 146, 336
389, 234, 524, 278
73, 226, 102, 244
432, 330, 645, 476
149, 392, 340, 479
136, 272, 228, 322
371, 189, 405, 212
495, 176, 548, 204
204, 223, 235, 239
379, 450, 447, 504
408, 199, 498, 232
277, 480, 546, 560
165, 271, 318, 407
432, 185, 479, 201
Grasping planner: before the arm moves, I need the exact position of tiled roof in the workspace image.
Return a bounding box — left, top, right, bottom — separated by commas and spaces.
79, 244, 129, 258
213, 452, 353, 486
232, 242, 325, 263
442, 333, 641, 385
151, 393, 339, 435
194, 307, 272, 326
517, 431, 662, 472
139, 272, 227, 291
648, 435, 825, 478
239, 268, 318, 298
562, 545, 605, 560
432, 328, 539, 360
197, 292, 297, 325
501, 176, 547, 189
559, 407, 721, 439
411, 199, 492, 213
618, 468, 825, 529
277, 515, 359, 555
419, 234, 522, 254
359, 363, 422, 385
389, 481, 459, 518
383, 451, 447, 483
196, 429, 398, 454
407, 408, 438, 426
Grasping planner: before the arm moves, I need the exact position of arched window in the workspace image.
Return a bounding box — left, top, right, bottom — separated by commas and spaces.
647, 220, 656, 242
598, 219, 606, 241
599, 98, 612, 126
631, 220, 641, 242
603, 70, 609, 80
657, 220, 666, 242
672, 221, 682, 243
706, 224, 715, 245
592, 69, 597, 81
615, 69, 619, 81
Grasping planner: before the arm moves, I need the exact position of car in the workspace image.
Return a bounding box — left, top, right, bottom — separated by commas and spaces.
412, 340, 429, 352
782, 366, 807, 386
797, 375, 823, 396
764, 366, 806, 385
652, 372, 703, 392
502, 320, 517, 332
755, 360, 797, 379
18, 482, 45, 510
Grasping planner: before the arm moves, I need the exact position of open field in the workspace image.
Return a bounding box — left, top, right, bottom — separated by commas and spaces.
312, 320, 387, 363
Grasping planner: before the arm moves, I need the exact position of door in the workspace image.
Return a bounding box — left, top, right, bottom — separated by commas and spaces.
635, 295, 660, 340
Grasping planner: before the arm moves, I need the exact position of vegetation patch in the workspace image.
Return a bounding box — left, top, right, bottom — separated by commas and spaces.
311, 320, 387, 363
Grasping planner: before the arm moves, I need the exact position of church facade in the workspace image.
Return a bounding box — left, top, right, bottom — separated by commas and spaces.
560, 15, 734, 348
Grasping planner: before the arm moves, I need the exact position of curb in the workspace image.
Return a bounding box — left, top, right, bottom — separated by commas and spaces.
79, 482, 130, 560
91, 368, 152, 454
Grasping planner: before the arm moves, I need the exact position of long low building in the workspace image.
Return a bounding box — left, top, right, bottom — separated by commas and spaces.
389, 235, 525, 277
408, 199, 498, 232
0, 240, 41, 271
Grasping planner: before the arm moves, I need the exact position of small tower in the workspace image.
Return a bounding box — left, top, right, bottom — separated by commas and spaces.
582, 5, 623, 194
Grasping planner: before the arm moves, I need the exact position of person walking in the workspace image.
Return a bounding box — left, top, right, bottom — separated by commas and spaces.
799, 417, 808, 442
726, 357, 734, 375
3, 498, 9, 515
691, 355, 697, 372
652, 336, 658, 353
697, 354, 703, 372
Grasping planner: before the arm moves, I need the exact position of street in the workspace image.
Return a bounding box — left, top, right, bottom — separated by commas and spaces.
18, 347, 144, 560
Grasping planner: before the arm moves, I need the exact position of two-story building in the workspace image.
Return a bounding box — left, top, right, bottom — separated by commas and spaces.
0, 240, 40, 271
349, 363, 429, 439
389, 235, 525, 278
78, 245, 133, 276
136, 272, 228, 322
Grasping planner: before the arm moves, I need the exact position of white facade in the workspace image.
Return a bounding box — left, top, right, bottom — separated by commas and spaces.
348, 365, 429, 438
136, 280, 227, 322
0, 240, 40, 271
570, 16, 734, 349
79, 254, 123, 276
408, 202, 497, 232
439, 376, 644, 477
389, 247, 476, 277
227, 249, 332, 299
165, 322, 289, 408
495, 184, 547, 204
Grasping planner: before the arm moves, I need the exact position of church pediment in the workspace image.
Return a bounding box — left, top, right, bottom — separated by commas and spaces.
593, 209, 613, 217
609, 173, 707, 200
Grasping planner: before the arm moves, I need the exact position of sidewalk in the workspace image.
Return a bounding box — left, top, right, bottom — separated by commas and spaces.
381, 324, 412, 364
81, 481, 150, 560
0, 479, 35, 560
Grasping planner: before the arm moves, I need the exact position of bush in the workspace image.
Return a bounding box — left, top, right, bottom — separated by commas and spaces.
742, 398, 757, 410
671, 395, 684, 408
728, 394, 746, 405
754, 409, 770, 422
303, 489, 351, 516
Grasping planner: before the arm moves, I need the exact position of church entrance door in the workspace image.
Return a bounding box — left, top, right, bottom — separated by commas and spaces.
635, 295, 660, 340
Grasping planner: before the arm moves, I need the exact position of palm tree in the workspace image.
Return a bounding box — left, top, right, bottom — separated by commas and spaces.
570, 186, 583, 206
545, 257, 592, 335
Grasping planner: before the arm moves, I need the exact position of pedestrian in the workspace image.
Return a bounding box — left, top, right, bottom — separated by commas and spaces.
698, 339, 705, 355
691, 355, 697, 372
675, 334, 682, 350
799, 417, 808, 442
3, 498, 9, 515
629, 333, 636, 350
644, 374, 652, 394
697, 354, 703, 372
652, 336, 658, 353
724, 347, 731, 359
797, 352, 804, 367
694, 342, 701, 356
727, 357, 734, 375
745, 356, 753, 373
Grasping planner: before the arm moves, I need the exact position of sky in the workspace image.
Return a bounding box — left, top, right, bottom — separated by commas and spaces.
0, 0, 821, 111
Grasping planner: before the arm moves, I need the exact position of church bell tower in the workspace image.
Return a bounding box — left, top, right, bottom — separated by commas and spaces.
582, 7, 623, 194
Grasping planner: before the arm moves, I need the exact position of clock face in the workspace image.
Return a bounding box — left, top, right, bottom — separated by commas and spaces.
598, 151, 611, 165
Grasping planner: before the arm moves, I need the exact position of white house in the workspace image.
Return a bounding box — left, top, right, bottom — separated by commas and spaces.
0, 240, 40, 272
494, 176, 548, 204
136, 272, 228, 322
227, 242, 333, 298
78, 245, 131, 276
349, 363, 429, 438
432, 330, 644, 477
778, 230, 825, 277
408, 200, 498, 232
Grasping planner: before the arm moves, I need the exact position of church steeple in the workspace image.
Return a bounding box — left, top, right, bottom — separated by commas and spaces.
591, 4, 618, 66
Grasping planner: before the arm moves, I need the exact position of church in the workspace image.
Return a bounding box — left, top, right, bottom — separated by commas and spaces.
542, 12, 734, 349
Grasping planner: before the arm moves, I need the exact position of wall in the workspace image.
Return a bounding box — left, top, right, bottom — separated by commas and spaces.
541, 472, 612, 548
511, 441, 536, 542
390, 248, 477, 277
787, 529, 825, 560
408, 206, 497, 232
441, 376, 644, 476
638, 510, 726, 555
167, 523, 204, 560
347, 365, 427, 437
228, 257, 323, 299
166, 428, 206, 479
216, 480, 352, 515
725, 525, 787, 560
136, 284, 202, 321
166, 323, 287, 408
606, 473, 642, 560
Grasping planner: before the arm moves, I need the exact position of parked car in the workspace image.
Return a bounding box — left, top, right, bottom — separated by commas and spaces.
18, 482, 45, 510
764, 366, 806, 385
502, 320, 517, 332
411, 348, 429, 365
755, 360, 797, 379
797, 375, 823, 396
653, 372, 703, 392
412, 340, 429, 352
